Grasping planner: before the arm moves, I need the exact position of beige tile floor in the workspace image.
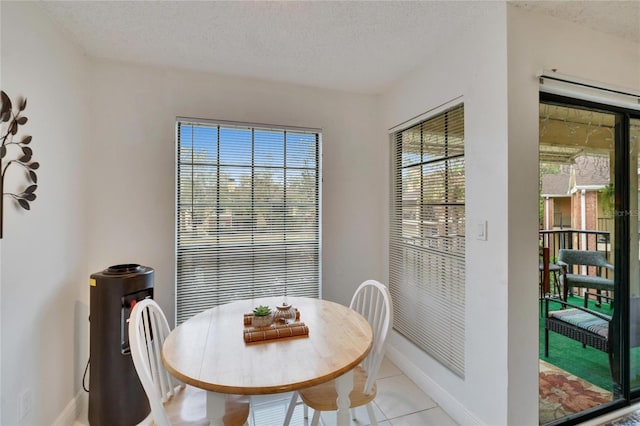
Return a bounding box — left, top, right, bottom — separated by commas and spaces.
74, 357, 458, 426
249, 357, 457, 426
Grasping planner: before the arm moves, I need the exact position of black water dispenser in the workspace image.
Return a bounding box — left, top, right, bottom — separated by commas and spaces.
88, 264, 154, 426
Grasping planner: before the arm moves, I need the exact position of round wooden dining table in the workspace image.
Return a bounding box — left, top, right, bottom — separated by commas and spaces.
162, 296, 373, 426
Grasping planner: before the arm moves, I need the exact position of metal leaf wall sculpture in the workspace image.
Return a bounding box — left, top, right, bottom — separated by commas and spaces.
0, 90, 39, 238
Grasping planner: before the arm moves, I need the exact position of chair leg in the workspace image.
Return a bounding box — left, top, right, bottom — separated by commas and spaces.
304, 404, 308, 419
283, 392, 298, 426
249, 397, 255, 426
544, 298, 550, 358
311, 409, 321, 426
366, 403, 377, 426
539, 285, 543, 317
552, 271, 560, 296
545, 327, 549, 358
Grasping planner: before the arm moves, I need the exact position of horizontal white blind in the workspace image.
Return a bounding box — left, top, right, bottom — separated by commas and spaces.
389, 104, 466, 377
176, 120, 320, 324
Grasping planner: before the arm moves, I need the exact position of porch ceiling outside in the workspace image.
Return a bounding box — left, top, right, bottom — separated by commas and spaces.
540, 104, 614, 163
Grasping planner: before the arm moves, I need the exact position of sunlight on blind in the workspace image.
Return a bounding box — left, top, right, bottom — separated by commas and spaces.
389, 104, 466, 377
176, 120, 321, 324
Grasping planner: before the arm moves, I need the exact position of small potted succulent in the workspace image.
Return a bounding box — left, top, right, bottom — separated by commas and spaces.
252, 305, 273, 328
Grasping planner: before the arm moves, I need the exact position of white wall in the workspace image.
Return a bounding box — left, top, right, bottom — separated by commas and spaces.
380, 3, 511, 425
86, 61, 385, 324
508, 6, 640, 91
1, 2, 89, 425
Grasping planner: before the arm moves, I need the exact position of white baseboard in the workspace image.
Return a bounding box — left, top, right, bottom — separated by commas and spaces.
53, 390, 87, 426
385, 345, 484, 425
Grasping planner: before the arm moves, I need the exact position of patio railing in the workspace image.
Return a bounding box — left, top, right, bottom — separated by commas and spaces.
539, 229, 611, 263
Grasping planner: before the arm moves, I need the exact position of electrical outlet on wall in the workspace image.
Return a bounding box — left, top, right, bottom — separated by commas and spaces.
18, 388, 32, 421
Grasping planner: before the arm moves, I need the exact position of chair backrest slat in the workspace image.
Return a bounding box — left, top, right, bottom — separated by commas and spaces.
150, 308, 175, 401
349, 279, 393, 395
129, 299, 181, 426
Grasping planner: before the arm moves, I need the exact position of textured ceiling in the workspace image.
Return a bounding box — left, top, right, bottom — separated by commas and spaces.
38, 1, 640, 95
515, 1, 640, 45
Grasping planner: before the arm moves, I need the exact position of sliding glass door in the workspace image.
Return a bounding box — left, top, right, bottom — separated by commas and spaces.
629, 118, 640, 395
539, 93, 640, 424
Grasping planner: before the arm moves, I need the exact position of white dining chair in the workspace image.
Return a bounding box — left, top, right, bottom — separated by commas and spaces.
128, 299, 250, 426
283, 279, 393, 426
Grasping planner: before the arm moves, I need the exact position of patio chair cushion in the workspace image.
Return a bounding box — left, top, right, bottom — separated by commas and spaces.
548, 308, 610, 339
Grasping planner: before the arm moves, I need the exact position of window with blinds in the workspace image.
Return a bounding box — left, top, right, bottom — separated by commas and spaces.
176, 119, 321, 324
389, 104, 466, 377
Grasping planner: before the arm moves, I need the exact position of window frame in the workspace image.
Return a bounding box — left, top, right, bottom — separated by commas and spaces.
388, 102, 466, 377
175, 118, 322, 324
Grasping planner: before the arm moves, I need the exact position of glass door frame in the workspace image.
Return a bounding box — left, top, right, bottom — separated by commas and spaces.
540, 91, 640, 424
